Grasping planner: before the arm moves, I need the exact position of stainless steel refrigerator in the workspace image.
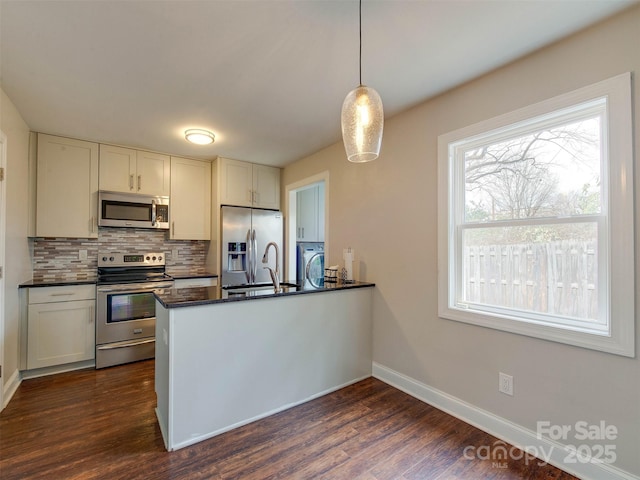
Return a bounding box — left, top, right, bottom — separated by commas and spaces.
221, 206, 283, 286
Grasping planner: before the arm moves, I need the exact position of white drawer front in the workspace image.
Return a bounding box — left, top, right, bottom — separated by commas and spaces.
174, 277, 217, 289
29, 284, 96, 304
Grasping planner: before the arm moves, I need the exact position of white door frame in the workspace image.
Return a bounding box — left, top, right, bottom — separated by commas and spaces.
284, 171, 329, 282
0, 130, 7, 412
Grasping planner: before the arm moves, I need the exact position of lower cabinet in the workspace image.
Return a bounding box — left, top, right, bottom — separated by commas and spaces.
173, 277, 218, 289
26, 285, 96, 370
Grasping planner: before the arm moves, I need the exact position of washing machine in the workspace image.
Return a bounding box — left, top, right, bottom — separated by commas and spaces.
297, 242, 324, 288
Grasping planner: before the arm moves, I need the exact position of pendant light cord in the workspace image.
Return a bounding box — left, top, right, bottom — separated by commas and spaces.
359, 0, 362, 86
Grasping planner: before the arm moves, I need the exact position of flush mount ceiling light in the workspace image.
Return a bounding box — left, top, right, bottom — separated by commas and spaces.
341, 0, 384, 163
185, 129, 215, 145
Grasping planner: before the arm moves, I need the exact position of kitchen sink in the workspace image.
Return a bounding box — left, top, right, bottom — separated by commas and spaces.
222, 282, 299, 297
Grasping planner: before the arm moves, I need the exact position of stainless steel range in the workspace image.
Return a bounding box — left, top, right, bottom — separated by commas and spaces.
96, 252, 174, 369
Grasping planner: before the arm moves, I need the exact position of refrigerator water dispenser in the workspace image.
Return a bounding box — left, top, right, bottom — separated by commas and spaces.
227, 242, 247, 272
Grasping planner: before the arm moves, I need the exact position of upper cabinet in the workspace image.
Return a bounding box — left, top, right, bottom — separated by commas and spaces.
36, 134, 99, 238
296, 184, 325, 242
170, 157, 211, 240
99, 144, 170, 196
136, 150, 171, 196
219, 157, 280, 210
253, 164, 281, 210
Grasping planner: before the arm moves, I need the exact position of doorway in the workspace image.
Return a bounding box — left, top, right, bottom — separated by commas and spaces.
0, 131, 7, 412
285, 172, 329, 283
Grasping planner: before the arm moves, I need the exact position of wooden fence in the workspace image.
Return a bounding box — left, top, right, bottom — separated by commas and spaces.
464, 240, 598, 320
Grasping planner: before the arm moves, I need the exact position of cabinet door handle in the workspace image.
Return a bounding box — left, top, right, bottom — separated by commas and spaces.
172, 221, 175, 236
302, 227, 304, 238
248, 190, 252, 203
137, 175, 142, 191
129, 174, 134, 190
50, 293, 75, 297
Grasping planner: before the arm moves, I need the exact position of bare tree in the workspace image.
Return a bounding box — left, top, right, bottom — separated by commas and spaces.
464, 120, 600, 221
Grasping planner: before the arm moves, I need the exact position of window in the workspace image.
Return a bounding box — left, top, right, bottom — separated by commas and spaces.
437, 73, 634, 356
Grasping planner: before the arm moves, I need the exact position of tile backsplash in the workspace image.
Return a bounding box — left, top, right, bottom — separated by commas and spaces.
32, 227, 208, 281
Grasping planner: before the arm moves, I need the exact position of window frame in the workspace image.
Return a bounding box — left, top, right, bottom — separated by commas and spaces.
437, 73, 634, 357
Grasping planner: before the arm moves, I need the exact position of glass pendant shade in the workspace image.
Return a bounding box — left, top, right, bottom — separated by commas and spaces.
341, 85, 384, 163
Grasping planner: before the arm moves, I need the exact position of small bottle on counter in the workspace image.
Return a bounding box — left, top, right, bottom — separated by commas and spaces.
343, 248, 355, 283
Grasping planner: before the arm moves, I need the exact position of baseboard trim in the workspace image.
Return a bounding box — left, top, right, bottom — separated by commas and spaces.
372, 362, 638, 480
2, 368, 21, 409
21, 360, 95, 380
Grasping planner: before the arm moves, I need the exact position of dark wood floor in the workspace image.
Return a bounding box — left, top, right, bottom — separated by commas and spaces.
0, 360, 577, 480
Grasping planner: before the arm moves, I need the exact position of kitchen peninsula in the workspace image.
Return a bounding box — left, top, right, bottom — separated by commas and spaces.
154, 281, 374, 451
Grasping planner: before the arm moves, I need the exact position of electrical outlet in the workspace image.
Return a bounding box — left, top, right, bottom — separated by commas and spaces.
79, 250, 88, 261
499, 372, 514, 396
172, 248, 179, 259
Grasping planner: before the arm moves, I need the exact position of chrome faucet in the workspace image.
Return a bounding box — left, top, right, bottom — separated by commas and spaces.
262, 241, 281, 293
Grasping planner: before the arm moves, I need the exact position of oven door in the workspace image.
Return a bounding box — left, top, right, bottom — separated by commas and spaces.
96, 281, 173, 369
96, 282, 172, 345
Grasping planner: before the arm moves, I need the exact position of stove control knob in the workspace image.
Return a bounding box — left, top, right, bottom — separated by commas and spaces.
152, 256, 157, 261
146, 256, 151, 261
101, 256, 108, 262
109, 256, 115, 262
158, 256, 163, 261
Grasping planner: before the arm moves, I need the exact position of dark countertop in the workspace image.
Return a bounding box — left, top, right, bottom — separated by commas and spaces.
167, 271, 218, 280
20, 271, 217, 288
155, 280, 375, 309
19, 278, 98, 288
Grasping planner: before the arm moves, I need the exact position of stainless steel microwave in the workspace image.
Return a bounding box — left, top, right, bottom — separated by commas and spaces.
98, 191, 169, 229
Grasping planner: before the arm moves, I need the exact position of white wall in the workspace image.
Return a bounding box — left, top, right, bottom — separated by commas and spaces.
0, 88, 32, 402
282, 5, 640, 477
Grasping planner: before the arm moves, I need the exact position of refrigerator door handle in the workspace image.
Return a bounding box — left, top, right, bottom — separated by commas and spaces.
252, 229, 258, 283
245, 228, 252, 284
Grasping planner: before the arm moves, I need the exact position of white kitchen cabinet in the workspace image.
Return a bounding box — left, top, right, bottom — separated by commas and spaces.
36, 134, 99, 238
137, 150, 171, 196
219, 157, 280, 210
99, 144, 170, 196
98, 144, 136, 193
26, 285, 96, 370
252, 164, 280, 210
170, 157, 211, 240
296, 184, 325, 242
173, 277, 218, 289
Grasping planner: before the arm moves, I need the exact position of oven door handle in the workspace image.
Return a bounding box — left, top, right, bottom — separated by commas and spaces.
97, 338, 156, 350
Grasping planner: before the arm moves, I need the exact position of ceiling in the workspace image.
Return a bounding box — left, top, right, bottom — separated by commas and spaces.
0, 0, 636, 167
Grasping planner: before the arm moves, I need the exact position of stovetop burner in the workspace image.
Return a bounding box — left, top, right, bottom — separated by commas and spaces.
97, 271, 173, 285
97, 251, 172, 285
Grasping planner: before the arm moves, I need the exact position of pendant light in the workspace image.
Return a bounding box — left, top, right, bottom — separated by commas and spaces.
341, 0, 384, 163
